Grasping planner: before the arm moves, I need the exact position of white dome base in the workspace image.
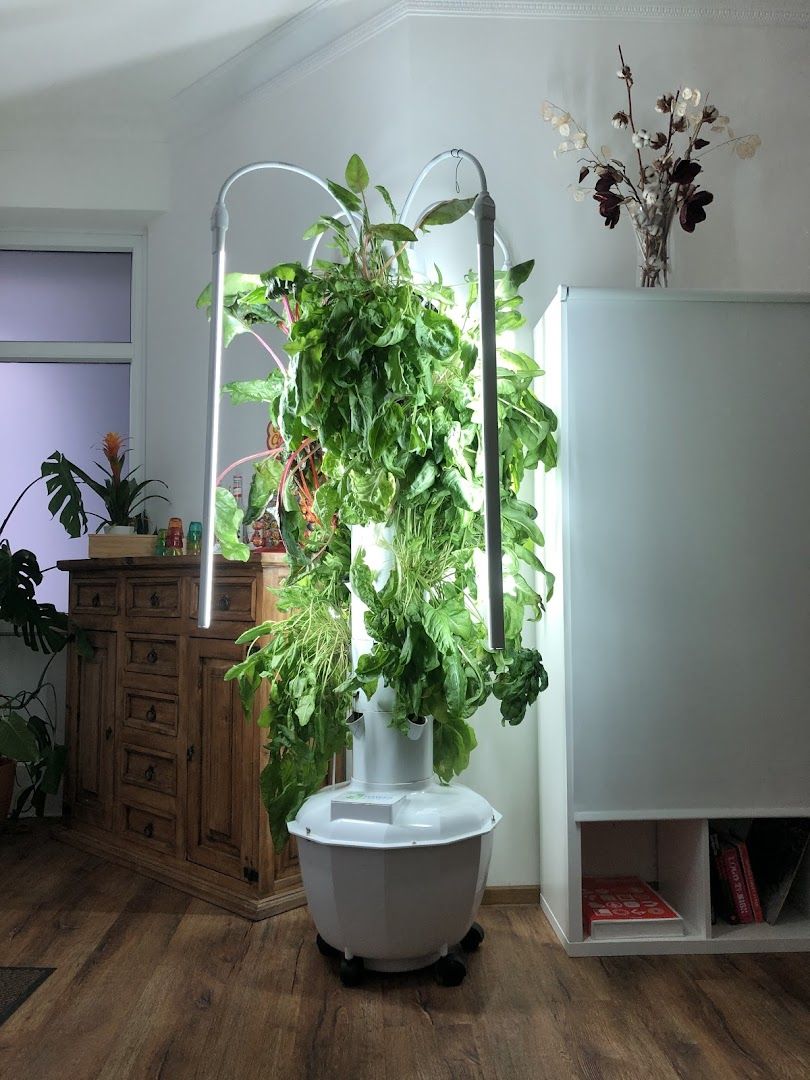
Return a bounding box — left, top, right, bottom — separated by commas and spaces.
290, 781, 499, 970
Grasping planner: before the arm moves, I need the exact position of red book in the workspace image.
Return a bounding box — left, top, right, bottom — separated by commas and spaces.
719, 845, 754, 923
582, 877, 684, 940
726, 836, 764, 923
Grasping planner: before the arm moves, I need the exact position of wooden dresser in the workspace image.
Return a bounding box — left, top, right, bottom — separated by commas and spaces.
56, 553, 305, 919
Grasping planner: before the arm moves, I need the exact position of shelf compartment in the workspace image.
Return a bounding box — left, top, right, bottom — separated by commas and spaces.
577, 818, 711, 946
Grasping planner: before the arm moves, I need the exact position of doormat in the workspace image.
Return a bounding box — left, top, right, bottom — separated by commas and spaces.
0, 967, 54, 1026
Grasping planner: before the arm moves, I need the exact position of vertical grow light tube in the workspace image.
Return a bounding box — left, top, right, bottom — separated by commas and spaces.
401, 150, 505, 650
198, 162, 360, 629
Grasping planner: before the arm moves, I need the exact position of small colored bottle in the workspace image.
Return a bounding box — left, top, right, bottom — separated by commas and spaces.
165, 516, 184, 556
232, 475, 246, 542
155, 528, 167, 556
187, 521, 202, 555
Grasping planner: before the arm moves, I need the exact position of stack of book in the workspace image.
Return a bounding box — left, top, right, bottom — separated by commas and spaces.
710, 819, 810, 926
582, 877, 685, 940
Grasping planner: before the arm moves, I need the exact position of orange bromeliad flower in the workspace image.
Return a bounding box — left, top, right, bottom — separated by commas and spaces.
101, 432, 126, 481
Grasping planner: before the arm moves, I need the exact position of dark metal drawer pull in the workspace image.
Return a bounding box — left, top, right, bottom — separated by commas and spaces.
218, 594, 231, 611
145, 705, 156, 723
150, 592, 161, 608
146, 648, 158, 664
105, 726, 113, 741
143, 823, 154, 838
91, 593, 101, 608
144, 765, 155, 782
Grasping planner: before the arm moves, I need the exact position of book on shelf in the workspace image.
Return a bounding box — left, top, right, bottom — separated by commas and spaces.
745, 818, 810, 926
582, 877, 685, 940
725, 834, 764, 923
710, 829, 760, 925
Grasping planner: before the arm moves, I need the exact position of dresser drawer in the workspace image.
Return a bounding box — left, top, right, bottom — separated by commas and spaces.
120, 744, 177, 797
121, 802, 177, 854
122, 689, 178, 739
126, 578, 181, 619
72, 577, 118, 615
124, 634, 179, 678
188, 578, 256, 627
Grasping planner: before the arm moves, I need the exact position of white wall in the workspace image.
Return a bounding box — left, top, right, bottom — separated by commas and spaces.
143, 11, 809, 886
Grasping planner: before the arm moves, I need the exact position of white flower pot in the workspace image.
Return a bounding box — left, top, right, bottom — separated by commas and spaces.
105, 525, 135, 535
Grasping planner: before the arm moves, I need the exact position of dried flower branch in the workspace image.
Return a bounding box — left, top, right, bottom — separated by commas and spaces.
540, 46, 760, 286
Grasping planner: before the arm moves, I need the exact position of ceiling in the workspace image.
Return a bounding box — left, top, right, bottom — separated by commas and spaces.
0, 0, 317, 123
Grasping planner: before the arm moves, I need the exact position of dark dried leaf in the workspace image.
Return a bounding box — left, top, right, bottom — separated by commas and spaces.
579, 166, 590, 183
694, 138, 710, 149
679, 189, 714, 233
671, 158, 702, 185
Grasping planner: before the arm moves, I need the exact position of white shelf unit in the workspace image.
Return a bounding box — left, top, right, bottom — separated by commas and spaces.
534, 289, 810, 956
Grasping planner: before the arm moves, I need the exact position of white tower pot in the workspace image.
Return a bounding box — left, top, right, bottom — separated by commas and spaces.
288, 522, 501, 972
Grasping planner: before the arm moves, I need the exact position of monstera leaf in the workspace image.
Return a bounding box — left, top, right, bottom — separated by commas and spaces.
0, 540, 88, 654
41, 452, 95, 537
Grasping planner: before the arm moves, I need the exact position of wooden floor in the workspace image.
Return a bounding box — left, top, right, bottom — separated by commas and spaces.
1, 826, 809, 1080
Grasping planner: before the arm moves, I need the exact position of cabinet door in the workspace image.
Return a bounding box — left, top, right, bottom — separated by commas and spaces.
185, 638, 256, 881
66, 629, 116, 829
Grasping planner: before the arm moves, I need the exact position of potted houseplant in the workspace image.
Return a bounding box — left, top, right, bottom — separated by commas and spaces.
0, 473, 91, 823
42, 432, 168, 548
200, 154, 557, 983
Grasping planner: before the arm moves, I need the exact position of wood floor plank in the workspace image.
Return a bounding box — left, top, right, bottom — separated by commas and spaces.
1, 827, 808, 1080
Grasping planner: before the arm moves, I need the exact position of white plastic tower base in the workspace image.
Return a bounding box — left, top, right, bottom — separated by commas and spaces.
288, 523, 501, 972
289, 779, 499, 971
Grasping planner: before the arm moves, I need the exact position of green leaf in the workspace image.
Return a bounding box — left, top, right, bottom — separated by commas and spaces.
214, 487, 250, 561
375, 184, 398, 218
408, 460, 437, 498
41, 452, 92, 537
368, 223, 418, 244
326, 180, 362, 214
196, 273, 264, 309
245, 457, 283, 526
222, 375, 284, 405
503, 259, 535, 296
416, 196, 476, 230
0, 712, 39, 762
345, 154, 369, 194
40, 743, 67, 795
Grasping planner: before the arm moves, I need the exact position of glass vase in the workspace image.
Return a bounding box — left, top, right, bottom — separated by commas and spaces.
631, 199, 675, 288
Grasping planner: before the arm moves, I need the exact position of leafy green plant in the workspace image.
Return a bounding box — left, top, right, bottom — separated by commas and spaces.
42, 432, 168, 531
198, 154, 558, 848
0, 469, 92, 822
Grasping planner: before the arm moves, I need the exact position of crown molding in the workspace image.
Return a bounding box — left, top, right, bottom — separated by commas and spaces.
170, 0, 809, 137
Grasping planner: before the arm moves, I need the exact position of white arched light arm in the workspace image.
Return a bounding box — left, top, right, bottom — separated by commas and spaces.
200, 151, 505, 651
199, 161, 360, 629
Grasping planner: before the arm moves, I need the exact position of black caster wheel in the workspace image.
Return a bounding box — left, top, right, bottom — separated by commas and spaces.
339, 956, 365, 987
316, 933, 341, 958
434, 951, 467, 987
460, 921, 485, 953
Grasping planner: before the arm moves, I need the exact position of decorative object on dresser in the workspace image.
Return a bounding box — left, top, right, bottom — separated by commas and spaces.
541, 46, 760, 286
56, 553, 313, 919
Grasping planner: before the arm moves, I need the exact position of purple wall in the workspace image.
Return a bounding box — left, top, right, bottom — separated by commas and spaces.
0, 363, 130, 610
0, 251, 132, 342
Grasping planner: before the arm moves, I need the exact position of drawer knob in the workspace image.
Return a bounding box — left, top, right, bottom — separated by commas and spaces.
91, 593, 101, 608
146, 648, 158, 664
144, 765, 155, 782
150, 592, 161, 608
105, 726, 113, 741
143, 822, 154, 839
218, 594, 231, 611
145, 705, 157, 723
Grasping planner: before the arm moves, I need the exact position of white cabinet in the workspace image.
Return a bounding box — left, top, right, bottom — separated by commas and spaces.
534, 288, 810, 955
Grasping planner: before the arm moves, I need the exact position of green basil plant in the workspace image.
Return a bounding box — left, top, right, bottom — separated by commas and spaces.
198, 155, 558, 849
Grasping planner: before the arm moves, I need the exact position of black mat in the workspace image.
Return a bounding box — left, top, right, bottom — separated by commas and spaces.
0, 967, 54, 1026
